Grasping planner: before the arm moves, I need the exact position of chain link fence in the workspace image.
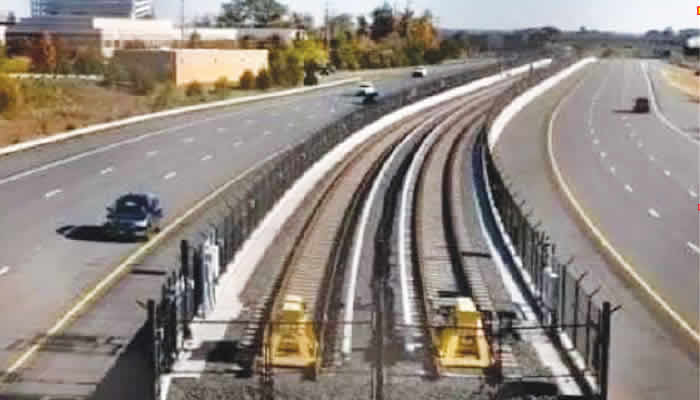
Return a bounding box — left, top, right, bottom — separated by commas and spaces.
477, 58, 614, 399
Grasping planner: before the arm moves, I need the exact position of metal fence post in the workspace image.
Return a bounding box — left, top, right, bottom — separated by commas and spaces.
600, 302, 612, 400
148, 299, 159, 400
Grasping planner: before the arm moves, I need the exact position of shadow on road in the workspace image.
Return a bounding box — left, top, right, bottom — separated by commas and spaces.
56, 225, 142, 243
612, 109, 639, 114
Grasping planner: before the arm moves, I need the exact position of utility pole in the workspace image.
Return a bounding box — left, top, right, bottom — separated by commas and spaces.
181, 0, 186, 42
324, 1, 330, 49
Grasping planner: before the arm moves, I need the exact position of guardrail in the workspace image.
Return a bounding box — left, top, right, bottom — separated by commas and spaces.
8, 73, 103, 81
144, 51, 558, 399
476, 58, 614, 399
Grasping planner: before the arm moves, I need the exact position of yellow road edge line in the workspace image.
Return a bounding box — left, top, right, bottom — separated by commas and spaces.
1, 148, 284, 381
546, 72, 700, 344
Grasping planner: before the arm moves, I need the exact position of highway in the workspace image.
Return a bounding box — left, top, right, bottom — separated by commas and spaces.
494, 58, 698, 400
0, 60, 492, 383
552, 59, 699, 331
643, 59, 700, 138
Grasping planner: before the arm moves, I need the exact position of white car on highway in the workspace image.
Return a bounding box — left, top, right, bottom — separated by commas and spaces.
412, 66, 428, 77
356, 82, 378, 96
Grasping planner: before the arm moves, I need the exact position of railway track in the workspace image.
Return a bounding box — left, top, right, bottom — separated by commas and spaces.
252, 77, 521, 384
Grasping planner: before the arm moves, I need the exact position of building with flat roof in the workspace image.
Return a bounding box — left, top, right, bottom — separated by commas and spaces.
31, 0, 153, 19
6, 16, 306, 57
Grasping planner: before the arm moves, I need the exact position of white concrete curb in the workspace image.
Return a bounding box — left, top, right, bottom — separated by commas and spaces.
0, 78, 360, 157
482, 58, 602, 394
488, 58, 598, 151
476, 142, 582, 395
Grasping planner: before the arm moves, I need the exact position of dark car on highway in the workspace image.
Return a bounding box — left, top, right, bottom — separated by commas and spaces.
104, 193, 163, 240
633, 97, 650, 113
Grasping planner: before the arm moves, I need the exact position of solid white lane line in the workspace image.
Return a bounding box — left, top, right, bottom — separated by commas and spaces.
687, 242, 700, 255
0, 266, 10, 277
689, 189, 698, 198
45, 189, 62, 198
664, 170, 671, 176
100, 167, 114, 175
183, 137, 194, 144
164, 172, 177, 180
648, 208, 660, 218
201, 155, 213, 162
147, 150, 158, 157
624, 184, 633, 193
263, 130, 272, 136
233, 141, 243, 147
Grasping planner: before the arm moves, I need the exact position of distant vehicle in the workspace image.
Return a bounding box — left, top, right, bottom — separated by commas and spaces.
319, 64, 335, 75
412, 66, 428, 78
633, 97, 650, 113
104, 193, 163, 239
362, 91, 379, 104
356, 82, 377, 96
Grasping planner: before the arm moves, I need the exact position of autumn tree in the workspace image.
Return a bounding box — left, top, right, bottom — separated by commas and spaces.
217, 0, 288, 27
370, 3, 395, 41
356, 15, 369, 37
31, 31, 57, 73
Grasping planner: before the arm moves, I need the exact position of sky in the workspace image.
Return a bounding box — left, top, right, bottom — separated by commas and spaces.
3, 0, 699, 33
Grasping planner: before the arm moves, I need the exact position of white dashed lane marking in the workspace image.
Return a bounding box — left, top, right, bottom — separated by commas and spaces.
600, 151, 607, 159
201, 155, 213, 162
147, 151, 158, 158
687, 242, 700, 255
45, 189, 62, 199
233, 141, 243, 147
664, 170, 671, 176
263, 130, 272, 136
689, 189, 698, 198
637, 141, 643, 148
100, 167, 114, 175
609, 166, 616, 175
164, 172, 177, 180
287, 122, 295, 128
183, 137, 194, 144
649, 155, 655, 162
624, 184, 633, 193
0, 266, 9, 277
217, 127, 227, 133
593, 138, 599, 145
245, 119, 254, 124
648, 208, 660, 219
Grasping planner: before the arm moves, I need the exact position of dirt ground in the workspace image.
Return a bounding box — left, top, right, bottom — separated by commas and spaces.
0, 80, 151, 147
662, 64, 700, 101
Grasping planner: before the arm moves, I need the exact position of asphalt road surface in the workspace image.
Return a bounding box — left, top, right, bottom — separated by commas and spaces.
643, 59, 700, 137
0, 60, 493, 381
552, 58, 699, 331
495, 58, 698, 400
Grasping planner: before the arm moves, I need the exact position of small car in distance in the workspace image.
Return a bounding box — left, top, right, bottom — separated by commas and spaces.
356, 82, 377, 96
633, 97, 649, 113
412, 66, 428, 78
104, 193, 163, 240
